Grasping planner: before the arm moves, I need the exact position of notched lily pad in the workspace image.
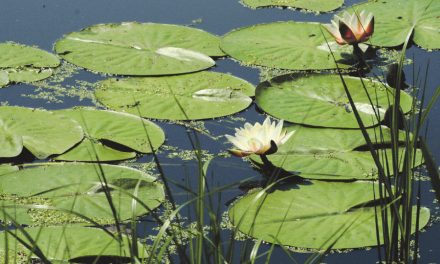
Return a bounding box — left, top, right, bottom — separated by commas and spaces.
0, 43, 60, 87
0, 226, 147, 261
350, 0, 440, 50
0, 106, 84, 159
54, 108, 165, 162
229, 181, 430, 249
256, 74, 413, 128
55, 22, 224, 75
241, 0, 344, 12
95, 71, 255, 120
220, 22, 360, 71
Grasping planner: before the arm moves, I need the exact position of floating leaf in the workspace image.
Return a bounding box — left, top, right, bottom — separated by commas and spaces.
0, 106, 84, 159
0, 226, 147, 261
229, 181, 430, 249
54, 108, 165, 161
220, 22, 360, 71
251, 148, 423, 180
95, 71, 255, 120
0, 43, 60, 87
55, 22, 224, 75
351, 0, 440, 50
55, 138, 136, 162
0, 163, 164, 222
0, 124, 22, 158
241, 0, 344, 12
256, 74, 413, 128
0, 165, 18, 175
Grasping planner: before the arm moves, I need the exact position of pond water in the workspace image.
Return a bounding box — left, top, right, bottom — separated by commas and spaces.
1, 0, 439, 263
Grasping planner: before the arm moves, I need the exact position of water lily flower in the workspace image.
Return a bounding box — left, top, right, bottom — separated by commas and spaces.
324, 10, 374, 45
225, 117, 294, 157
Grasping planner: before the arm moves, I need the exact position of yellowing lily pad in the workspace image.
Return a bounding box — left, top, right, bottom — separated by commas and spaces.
55, 22, 224, 75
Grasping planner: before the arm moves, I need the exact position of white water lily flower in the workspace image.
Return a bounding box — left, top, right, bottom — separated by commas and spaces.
324, 10, 374, 45
225, 117, 294, 157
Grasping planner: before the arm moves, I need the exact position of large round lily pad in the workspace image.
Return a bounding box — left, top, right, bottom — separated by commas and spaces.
241, 0, 344, 12
256, 74, 413, 128
0, 43, 60, 87
0, 226, 147, 261
95, 71, 255, 120
0, 163, 165, 222
0, 106, 84, 159
55, 22, 224, 75
351, 0, 440, 50
220, 22, 360, 71
54, 108, 165, 161
229, 181, 430, 249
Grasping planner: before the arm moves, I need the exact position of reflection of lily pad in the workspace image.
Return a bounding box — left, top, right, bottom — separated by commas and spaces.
351, 0, 440, 50
241, 0, 344, 12
220, 22, 359, 71
0, 226, 147, 261
55, 108, 165, 161
55, 22, 224, 75
0, 163, 165, 222
0, 43, 60, 87
229, 181, 430, 249
0, 106, 84, 159
95, 71, 255, 120
256, 74, 413, 128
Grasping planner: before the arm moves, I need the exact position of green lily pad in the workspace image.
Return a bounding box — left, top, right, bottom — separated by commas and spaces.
241, 0, 344, 12
0, 124, 23, 158
0, 106, 84, 159
95, 71, 255, 120
0, 165, 18, 175
55, 22, 224, 76
251, 148, 423, 180
229, 181, 430, 249
0, 163, 164, 222
0, 43, 60, 87
54, 108, 165, 161
220, 22, 362, 71
55, 138, 137, 162
0, 202, 33, 225
0, 226, 147, 261
351, 0, 440, 50
256, 74, 413, 128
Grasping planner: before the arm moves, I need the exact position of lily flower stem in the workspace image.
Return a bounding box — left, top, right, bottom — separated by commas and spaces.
352, 43, 368, 70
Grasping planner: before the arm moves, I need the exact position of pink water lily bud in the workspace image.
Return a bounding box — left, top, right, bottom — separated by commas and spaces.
324, 10, 374, 45
225, 117, 294, 157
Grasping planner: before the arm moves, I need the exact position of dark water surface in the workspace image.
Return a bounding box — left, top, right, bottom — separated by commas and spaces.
1, 0, 439, 263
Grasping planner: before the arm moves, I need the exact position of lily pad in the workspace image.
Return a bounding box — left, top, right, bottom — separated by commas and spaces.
54, 108, 165, 161
95, 71, 255, 120
0, 106, 84, 159
0, 163, 164, 221
256, 74, 413, 128
220, 22, 361, 71
241, 0, 344, 12
229, 181, 430, 249
0, 226, 147, 261
0, 43, 60, 87
55, 22, 224, 75
351, 0, 440, 50
0, 165, 18, 175
251, 148, 424, 180
55, 138, 137, 162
